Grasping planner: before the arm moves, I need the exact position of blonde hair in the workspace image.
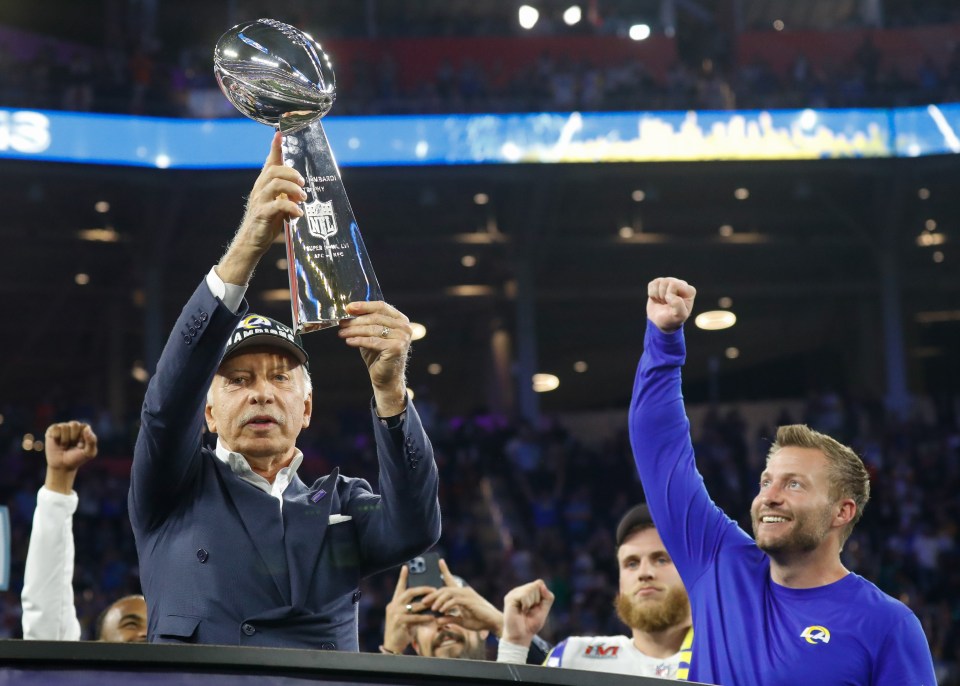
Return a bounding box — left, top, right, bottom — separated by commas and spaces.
767, 424, 870, 547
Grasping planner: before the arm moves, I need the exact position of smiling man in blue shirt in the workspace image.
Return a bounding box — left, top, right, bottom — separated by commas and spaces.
629, 276, 936, 686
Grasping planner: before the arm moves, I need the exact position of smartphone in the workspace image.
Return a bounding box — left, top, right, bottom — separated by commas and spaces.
406, 551, 444, 590
406, 552, 444, 613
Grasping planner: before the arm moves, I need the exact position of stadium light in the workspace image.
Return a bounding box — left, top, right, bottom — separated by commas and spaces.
78, 227, 120, 242
131, 361, 150, 383
798, 109, 817, 130
410, 323, 427, 340
519, 5, 539, 30
695, 311, 737, 331
629, 24, 651, 41
445, 285, 495, 296
563, 6, 582, 25
916, 233, 945, 247
532, 373, 560, 392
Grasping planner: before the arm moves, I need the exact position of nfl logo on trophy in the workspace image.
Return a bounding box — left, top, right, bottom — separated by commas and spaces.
306, 201, 338, 241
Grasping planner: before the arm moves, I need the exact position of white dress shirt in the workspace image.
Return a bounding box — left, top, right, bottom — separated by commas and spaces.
214, 439, 303, 510
205, 265, 247, 314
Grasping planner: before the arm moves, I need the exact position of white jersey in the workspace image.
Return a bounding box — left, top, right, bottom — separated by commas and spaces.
544, 630, 693, 680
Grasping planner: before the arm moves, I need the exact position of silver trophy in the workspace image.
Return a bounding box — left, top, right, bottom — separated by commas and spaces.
214, 18, 382, 333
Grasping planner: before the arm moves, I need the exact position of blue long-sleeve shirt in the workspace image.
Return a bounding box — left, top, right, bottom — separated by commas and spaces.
629, 321, 937, 686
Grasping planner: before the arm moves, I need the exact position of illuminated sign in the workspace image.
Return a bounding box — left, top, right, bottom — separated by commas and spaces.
0, 110, 51, 154
0, 104, 957, 168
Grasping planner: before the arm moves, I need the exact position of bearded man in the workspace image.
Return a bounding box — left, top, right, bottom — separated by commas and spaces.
496, 505, 693, 680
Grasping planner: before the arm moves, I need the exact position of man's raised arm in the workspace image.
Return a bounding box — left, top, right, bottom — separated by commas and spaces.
336, 298, 441, 571
22, 422, 98, 640
628, 277, 740, 582
129, 132, 306, 530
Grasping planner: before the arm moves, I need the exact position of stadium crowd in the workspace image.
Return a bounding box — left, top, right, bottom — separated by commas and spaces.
0, 3, 955, 682
0, 387, 956, 681
0, 21, 959, 118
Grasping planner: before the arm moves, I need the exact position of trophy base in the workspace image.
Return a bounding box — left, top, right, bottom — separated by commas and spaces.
299, 318, 350, 334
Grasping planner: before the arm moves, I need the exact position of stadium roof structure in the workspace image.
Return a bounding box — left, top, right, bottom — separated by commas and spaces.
1, 116, 958, 417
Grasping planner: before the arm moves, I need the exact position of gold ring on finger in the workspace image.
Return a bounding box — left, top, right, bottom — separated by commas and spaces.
380, 327, 391, 339
405, 603, 414, 614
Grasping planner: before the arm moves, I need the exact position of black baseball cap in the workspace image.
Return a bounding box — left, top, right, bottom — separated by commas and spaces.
615, 504, 655, 548
221, 314, 309, 368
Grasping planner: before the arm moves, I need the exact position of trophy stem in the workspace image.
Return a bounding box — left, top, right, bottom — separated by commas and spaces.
278, 114, 383, 335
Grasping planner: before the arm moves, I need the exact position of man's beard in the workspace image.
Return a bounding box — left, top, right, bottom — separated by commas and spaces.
615, 585, 689, 633
430, 629, 487, 660
751, 506, 832, 556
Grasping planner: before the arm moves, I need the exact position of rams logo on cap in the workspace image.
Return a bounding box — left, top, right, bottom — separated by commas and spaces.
225, 315, 299, 353
241, 315, 273, 329
800, 626, 831, 644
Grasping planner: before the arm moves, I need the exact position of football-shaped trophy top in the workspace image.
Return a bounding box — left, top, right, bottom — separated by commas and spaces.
214, 18, 336, 130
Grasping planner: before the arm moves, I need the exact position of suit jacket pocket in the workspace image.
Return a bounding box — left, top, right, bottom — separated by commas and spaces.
156, 614, 201, 642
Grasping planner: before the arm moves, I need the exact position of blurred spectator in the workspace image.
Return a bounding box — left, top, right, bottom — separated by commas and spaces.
0, 383, 955, 680
380, 558, 549, 663
1, 21, 959, 119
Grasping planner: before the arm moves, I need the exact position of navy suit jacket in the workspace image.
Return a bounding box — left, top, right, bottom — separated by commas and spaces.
129, 280, 441, 649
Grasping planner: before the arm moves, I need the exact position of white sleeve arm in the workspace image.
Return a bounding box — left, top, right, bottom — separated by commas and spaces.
21, 487, 81, 641
205, 266, 247, 314
496, 639, 531, 664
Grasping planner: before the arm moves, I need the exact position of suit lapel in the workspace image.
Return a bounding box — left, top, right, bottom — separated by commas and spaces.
213, 457, 291, 602
283, 467, 339, 606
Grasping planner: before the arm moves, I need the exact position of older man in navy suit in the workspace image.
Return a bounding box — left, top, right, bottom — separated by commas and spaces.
129, 132, 441, 650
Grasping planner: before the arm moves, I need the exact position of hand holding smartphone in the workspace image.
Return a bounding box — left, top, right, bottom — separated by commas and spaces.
406, 552, 444, 613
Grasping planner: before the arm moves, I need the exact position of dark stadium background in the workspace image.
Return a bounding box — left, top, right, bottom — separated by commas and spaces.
0, 1, 957, 682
